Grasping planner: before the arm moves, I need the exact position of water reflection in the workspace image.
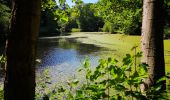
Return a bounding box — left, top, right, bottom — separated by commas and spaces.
36, 37, 107, 83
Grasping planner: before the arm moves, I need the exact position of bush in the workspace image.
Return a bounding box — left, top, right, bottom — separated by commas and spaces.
36, 47, 169, 100
78, 3, 104, 32
102, 22, 115, 34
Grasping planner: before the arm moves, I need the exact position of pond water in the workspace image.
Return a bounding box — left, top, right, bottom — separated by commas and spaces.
36, 37, 113, 83
0, 36, 114, 83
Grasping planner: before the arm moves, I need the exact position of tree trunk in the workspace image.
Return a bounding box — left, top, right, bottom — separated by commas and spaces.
141, 0, 165, 89
4, 0, 40, 99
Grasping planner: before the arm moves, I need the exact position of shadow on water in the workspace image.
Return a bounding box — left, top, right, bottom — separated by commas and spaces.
36, 37, 110, 83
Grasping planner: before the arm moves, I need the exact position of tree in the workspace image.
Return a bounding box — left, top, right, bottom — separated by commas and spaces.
4, 0, 41, 99
40, 0, 70, 35
40, 0, 60, 36
94, 0, 142, 34
141, 0, 165, 90
78, 3, 104, 32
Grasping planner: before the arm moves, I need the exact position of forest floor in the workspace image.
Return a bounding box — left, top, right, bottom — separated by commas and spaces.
61, 32, 170, 72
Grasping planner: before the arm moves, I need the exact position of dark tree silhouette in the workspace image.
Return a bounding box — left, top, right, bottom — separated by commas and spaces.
4, 0, 41, 99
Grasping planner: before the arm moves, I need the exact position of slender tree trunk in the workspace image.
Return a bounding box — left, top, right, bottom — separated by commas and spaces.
141, 0, 165, 89
4, 0, 40, 99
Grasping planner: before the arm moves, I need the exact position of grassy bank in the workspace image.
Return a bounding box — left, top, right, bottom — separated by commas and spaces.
67, 32, 170, 72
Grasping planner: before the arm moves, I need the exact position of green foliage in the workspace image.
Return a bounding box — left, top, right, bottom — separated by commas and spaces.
0, 55, 6, 63
36, 69, 53, 99
0, 55, 6, 73
71, 28, 80, 32
93, 0, 142, 35
40, 0, 73, 35
0, 3, 10, 40
74, 3, 104, 32
40, 0, 85, 34
0, 55, 4, 98
0, 85, 3, 100
164, 27, 170, 39
36, 47, 170, 100
164, 0, 170, 39
102, 22, 114, 34
40, 0, 60, 35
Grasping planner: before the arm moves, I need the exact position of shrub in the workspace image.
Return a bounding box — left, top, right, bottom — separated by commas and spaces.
102, 22, 115, 34
36, 47, 169, 100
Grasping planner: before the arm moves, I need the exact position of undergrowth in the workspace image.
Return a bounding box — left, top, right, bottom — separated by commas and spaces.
0, 85, 3, 100
36, 47, 170, 100
0, 47, 169, 100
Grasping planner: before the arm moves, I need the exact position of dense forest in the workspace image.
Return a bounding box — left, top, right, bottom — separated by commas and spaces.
1, 0, 170, 37
0, 0, 170, 99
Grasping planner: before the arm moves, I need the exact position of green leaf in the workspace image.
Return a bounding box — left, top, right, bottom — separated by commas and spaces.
86, 69, 92, 79
156, 77, 166, 84
68, 92, 74, 99
138, 63, 148, 75
84, 58, 90, 68
115, 84, 126, 91
75, 90, 84, 99
122, 54, 132, 65
72, 79, 79, 85
58, 86, 66, 93
108, 57, 112, 63
78, 68, 84, 72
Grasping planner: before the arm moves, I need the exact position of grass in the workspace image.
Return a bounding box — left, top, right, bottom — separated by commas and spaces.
68, 32, 170, 72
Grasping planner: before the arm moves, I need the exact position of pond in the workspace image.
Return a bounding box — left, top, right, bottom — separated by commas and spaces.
36, 36, 114, 83
0, 36, 115, 83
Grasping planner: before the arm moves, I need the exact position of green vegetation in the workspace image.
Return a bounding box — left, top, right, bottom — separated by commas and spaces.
0, 0, 170, 99
165, 0, 170, 39
0, 85, 3, 100
0, 2, 10, 42
35, 50, 170, 99
102, 22, 114, 34
77, 3, 104, 32
164, 27, 170, 39
68, 33, 170, 71
0, 55, 6, 70
93, 0, 142, 35
40, 0, 70, 36
0, 55, 5, 100
0, 0, 169, 37
71, 28, 81, 32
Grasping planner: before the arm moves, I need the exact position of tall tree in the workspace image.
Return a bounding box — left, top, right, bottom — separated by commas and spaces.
141, 0, 165, 89
78, 3, 104, 32
4, 0, 41, 99
94, 0, 142, 34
